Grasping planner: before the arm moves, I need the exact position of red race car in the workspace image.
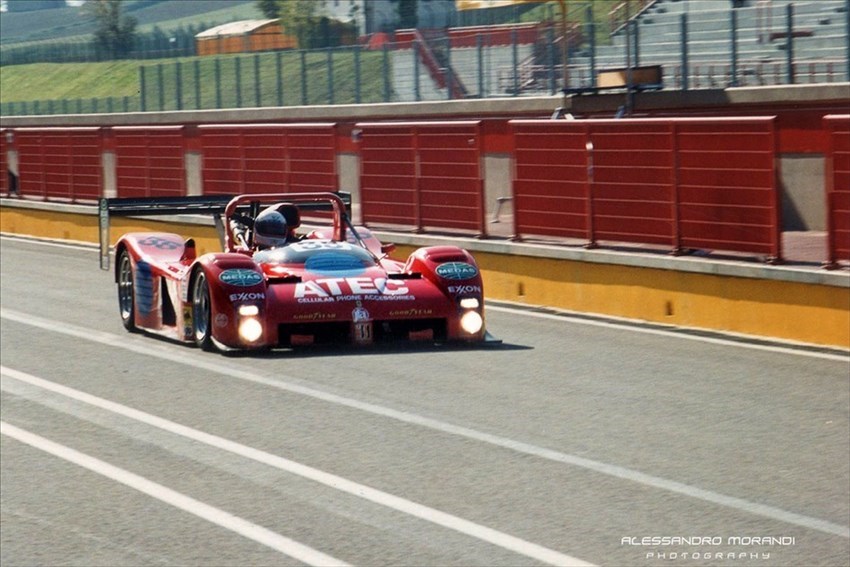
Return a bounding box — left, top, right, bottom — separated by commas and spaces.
100, 192, 495, 352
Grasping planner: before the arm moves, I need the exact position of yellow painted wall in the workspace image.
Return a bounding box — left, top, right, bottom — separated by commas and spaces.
382, 244, 849, 349
1, 208, 221, 255
473, 253, 849, 348
3, 207, 848, 349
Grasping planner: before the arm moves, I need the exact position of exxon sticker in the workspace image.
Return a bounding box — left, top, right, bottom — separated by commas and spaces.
219, 269, 263, 287
435, 262, 478, 281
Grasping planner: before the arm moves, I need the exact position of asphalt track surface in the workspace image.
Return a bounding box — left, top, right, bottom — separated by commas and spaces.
1, 235, 848, 567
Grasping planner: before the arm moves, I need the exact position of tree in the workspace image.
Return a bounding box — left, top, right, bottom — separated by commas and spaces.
85, 0, 138, 58
256, 0, 280, 19
276, 0, 326, 49
6, 0, 65, 12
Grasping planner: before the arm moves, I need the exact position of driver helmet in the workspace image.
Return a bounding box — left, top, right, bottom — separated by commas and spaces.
253, 208, 289, 249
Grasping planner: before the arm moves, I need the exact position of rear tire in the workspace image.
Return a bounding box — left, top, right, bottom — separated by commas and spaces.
117, 250, 136, 332
192, 270, 214, 351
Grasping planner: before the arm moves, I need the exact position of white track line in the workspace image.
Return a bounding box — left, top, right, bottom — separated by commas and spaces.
0, 421, 349, 567
3, 308, 848, 540
1, 366, 594, 567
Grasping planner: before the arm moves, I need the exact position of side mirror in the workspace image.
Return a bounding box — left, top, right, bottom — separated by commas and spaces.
381, 243, 396, 255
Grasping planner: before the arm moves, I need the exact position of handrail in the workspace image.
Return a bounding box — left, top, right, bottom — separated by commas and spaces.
608, 0, 657, 36
411, 29, 468, 99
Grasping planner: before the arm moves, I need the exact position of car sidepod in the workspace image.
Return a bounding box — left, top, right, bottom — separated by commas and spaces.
114, 233, 194, 339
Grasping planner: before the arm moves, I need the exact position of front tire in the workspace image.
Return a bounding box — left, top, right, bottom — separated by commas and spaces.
191, 269, 214, 351
117, 250, 136, 332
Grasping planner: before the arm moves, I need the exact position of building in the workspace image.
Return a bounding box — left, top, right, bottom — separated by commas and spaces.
320, 0, 458, 36
195, 19, 297, 56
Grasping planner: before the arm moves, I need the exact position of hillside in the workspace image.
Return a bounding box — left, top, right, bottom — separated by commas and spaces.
0, 60, 143, 100
0, 0, 258, 44
0, 48, 389, 110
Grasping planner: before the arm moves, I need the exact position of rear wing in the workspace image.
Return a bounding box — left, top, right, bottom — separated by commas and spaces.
98, 192, 351, 270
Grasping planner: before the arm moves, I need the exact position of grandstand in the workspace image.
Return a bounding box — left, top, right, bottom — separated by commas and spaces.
572, 0, 849, 89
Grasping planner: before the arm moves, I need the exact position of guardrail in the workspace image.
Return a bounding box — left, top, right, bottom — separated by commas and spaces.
4, 116, 848, 268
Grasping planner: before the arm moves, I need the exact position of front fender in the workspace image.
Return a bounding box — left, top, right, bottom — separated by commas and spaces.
404, 246, 485, 341
404, 246, 483, 291
190, 254, 271, 348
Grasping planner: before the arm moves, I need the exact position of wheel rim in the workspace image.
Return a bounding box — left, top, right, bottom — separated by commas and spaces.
192, 272, 210, 342
118, 253, 133, 322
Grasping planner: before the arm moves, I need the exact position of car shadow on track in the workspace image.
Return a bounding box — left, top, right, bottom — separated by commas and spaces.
241, 340, 533, 359
132, 328, 532, 358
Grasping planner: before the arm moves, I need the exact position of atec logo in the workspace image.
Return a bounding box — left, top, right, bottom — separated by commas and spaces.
295, 277, 409, 298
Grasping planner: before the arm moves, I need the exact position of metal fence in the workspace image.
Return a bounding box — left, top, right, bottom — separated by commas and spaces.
9, 116, 850, 265
2, 1, 848, 116
0, 25, 202, 66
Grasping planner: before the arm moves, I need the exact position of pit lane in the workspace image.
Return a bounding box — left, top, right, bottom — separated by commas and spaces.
1, 236, 848, 566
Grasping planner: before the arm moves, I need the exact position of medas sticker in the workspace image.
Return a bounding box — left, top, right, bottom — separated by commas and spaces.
219, 269, 263, 287
435, 262, 478, 280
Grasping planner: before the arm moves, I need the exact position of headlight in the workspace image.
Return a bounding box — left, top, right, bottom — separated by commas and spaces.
460, 310, 483, 335
238, 304, 259, 316
459, 297, 480, 309
238, 317, 263, 343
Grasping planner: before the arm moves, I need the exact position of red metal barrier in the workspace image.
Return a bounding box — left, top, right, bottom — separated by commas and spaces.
357, 121, 486, 236
199, 124, 286, 196
511, 117, 781, 260
357, 123, 417, 228
14, 127, 103, 202
511, 122, 591, 240
588, 121, 676, 247
0, 129, 7, 194
675, 118, 780, 260
199, 123, 338, 196
286, 123, 338, 193
824, 114, 850, 268
112, 126, 186, 198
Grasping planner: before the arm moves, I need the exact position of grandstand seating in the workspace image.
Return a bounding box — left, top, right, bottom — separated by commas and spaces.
389, 0, 846, 99
579, 0, 848, 88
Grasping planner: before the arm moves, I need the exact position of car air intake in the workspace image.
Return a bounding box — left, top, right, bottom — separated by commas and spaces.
277, 318, 447, 346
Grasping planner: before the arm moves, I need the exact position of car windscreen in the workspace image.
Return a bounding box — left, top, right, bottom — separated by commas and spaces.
253, 240, 376, 272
